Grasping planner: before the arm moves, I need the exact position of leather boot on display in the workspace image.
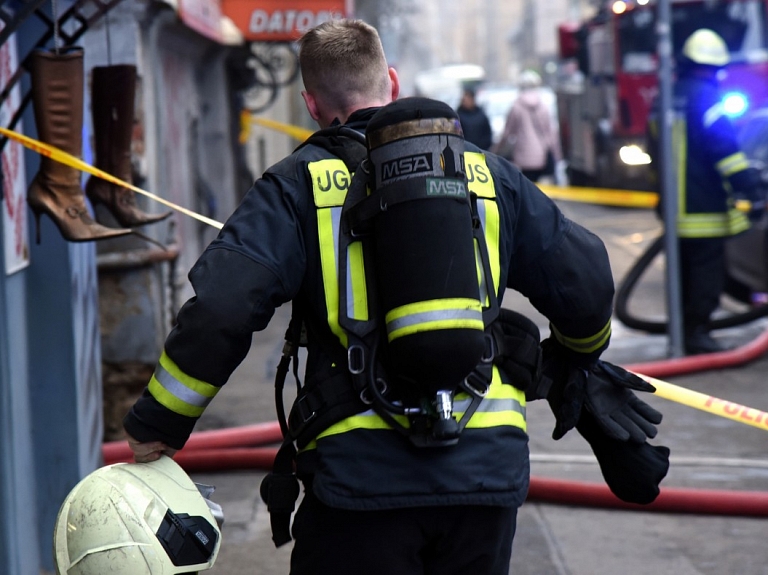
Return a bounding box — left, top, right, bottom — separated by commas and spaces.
85, 64, 171, 227
26, 47, 132, 243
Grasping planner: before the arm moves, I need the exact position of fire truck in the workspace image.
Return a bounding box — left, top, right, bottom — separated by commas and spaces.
556, 0, 768, 190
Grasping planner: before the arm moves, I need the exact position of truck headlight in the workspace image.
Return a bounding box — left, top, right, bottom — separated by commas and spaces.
619, 144, 651, 165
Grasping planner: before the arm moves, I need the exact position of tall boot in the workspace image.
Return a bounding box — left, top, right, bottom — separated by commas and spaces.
85, 65, 171, 227
26, 47, 132, 243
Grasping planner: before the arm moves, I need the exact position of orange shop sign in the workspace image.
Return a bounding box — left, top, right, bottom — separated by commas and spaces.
222, 0, 351, 42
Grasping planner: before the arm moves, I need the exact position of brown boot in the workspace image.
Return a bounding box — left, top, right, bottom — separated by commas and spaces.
26, 47, 132, 243
85, 65, 171, 227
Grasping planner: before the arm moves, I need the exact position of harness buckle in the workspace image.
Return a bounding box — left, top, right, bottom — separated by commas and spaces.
295, 395, 317, 425
481, 332, 496, 363
461, 367, 491, 398
348, 345, 365, 374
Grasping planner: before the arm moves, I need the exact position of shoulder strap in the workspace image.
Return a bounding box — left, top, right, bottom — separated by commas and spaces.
297, 125, 367, 170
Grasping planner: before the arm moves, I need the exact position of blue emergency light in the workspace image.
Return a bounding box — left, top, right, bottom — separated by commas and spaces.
722, 91, 749, 118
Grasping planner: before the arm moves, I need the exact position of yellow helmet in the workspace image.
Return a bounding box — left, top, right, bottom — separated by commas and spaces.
53, 455, 222, 574
682, 29, 730, 67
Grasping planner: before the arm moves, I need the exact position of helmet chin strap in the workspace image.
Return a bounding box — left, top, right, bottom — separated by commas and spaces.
195, 482, 224, 527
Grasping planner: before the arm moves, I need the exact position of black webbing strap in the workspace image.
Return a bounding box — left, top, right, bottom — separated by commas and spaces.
260, 440, 299, 547
297, 126, 367, 171
288, 371, 367, 450
261, 371, 368, 547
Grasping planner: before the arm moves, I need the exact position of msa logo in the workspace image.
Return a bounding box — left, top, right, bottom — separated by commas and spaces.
426, 178, 467, 198
382, 153, 432, 181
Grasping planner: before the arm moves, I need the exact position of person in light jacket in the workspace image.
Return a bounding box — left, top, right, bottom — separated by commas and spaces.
495, 69, 561, 182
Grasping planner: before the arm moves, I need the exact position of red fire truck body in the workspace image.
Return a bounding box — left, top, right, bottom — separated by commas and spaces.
557, 0, 768, 190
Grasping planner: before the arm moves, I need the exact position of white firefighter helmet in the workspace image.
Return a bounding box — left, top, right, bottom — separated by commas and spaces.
53, 455, 221, 574
682, 29, 730, 67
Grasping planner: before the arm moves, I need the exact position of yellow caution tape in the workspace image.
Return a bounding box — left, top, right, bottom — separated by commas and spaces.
537, 183, 658, 208
238, 109, 252, 144
238, 114, 677, 209
239, 110, 314, 144
238, 114, 661, 210
0, 126, 224, 230
636, 372, 768, 432
251, 116, 314, 142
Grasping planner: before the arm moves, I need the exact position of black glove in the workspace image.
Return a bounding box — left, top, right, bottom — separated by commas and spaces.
584, 361, 663, 443
541, 338, 662, 443
540, 337, 590, 440
577, 409, 670, 504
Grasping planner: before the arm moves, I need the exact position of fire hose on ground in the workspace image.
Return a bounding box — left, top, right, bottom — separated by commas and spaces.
101, 326, 768, 518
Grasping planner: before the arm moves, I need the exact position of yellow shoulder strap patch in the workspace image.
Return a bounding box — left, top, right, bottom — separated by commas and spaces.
308, 159, 351, 207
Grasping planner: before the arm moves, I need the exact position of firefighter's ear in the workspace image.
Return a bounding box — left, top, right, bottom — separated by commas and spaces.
302, 90, 321, 123
388, 67, 400, 101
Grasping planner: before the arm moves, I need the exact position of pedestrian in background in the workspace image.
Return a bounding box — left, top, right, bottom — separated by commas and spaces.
456, 87, 493, 150
647, 28, 766, 355
495, 69, 560, 182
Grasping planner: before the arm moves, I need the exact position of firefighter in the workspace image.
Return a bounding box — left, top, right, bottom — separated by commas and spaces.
123, 19, 666, 575
647, 28, 766, 355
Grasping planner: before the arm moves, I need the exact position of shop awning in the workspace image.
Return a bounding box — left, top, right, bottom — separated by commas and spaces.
163, 0, 244, 45
221, 0, 351, 42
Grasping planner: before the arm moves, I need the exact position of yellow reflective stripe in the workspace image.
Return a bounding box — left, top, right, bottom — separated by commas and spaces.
309, 159, 350, 207
316, 206, 347, 346
678, 209, 750, 237
310, 159, 350, 347
385, 298, 484, 341
457, 374, 526, 430
675, 123, 750, 237
552, 319, 612, 355
461, 405, 526, 430
477, 196, 501, 297
465, 152, 500, 302
148, 351, 219, 418
346, 241, 368, 321
465, 151, 496, 199
303, 368, 526, 448
716, 152, 750, 177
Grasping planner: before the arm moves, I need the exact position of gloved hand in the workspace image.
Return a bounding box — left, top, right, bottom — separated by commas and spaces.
577, 408, 670, 504
541, 337, 662, 443
540, 337, 591, 440
584, 361, 663, 443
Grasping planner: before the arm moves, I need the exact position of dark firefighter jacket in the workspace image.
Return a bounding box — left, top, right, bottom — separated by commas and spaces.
124, 107, 615, 511
647, 74, 762, 238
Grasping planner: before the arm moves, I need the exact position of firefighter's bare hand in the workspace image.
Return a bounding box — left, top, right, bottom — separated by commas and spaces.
126, 434, 178, 463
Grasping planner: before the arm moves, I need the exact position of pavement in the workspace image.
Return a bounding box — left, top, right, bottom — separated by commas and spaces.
187, 199, 768, 575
